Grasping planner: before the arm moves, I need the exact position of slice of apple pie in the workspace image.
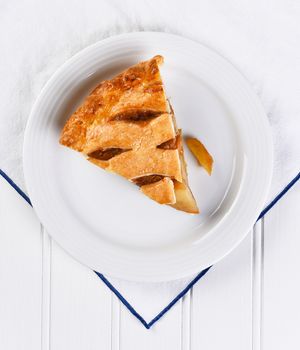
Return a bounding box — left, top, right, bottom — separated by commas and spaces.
60, 55, 199, 213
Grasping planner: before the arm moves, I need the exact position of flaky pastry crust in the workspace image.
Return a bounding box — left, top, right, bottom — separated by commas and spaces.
59, 55, 199, 213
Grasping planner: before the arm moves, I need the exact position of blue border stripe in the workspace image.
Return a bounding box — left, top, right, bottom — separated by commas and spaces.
95, 272, 150, 328
257, 171, 300, 221
0, 169, 32, 206
0, 168, 299, 328
147, 266, 211, 328
95, 267, 211, 329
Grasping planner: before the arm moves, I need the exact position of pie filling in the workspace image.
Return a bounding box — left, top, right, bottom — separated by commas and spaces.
133, 174, 166, 186
157, 134, 180, 150
88, 148, 129, 161
112, 109, 162, 122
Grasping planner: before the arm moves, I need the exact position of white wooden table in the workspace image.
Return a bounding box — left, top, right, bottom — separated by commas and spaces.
1, 175, 299, 350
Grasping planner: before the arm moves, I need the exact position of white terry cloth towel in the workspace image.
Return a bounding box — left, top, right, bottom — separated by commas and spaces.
0, 0, 299, 326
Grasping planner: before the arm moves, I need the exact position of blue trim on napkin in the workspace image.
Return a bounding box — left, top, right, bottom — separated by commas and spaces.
0, 169, 32, 206
95, 266, 212, 329
0, 169, 299, 329
256, 172, 300, 221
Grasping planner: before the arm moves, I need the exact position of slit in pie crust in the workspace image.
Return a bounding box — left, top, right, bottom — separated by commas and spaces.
60, 55, 199, 214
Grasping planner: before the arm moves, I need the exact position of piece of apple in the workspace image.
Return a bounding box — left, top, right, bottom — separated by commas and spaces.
170, 180, 199, 214
186, 137, 213, 175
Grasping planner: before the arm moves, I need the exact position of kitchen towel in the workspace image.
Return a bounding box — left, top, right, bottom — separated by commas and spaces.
1, 0, 299, 328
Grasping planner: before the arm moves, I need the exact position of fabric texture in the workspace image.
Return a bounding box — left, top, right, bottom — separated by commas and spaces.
1, 0, 299, 326
0, 169, 299, 328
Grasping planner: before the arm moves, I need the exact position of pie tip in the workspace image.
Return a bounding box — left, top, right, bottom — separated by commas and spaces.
153, 55, 164, 66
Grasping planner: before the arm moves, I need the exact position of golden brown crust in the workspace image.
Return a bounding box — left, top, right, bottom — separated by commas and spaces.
140, 178, 176, 205
59, 55, 168, 152
87, 157, 109, 170
83, 113, 175, 154
59, 56, 199, 213
107, 148, 182, 182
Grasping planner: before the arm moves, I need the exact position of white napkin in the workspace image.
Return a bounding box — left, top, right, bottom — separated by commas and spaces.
97, 272, 201, 325
1, 0, 299, 323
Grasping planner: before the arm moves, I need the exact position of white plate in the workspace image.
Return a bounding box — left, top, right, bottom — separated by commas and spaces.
24, 32, 273, 282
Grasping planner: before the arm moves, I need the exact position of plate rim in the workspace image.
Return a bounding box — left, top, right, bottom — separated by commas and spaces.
23, 31, 273, 281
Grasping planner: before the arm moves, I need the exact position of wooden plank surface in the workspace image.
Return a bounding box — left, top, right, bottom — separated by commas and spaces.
191, 233, 253, 349
50, 240, 112, 350
1, 174, 300, 349
0, 176, 42, 350
263, 181, 300, 349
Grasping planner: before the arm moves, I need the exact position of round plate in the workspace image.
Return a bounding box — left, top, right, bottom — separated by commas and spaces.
24, 32, 273, 282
